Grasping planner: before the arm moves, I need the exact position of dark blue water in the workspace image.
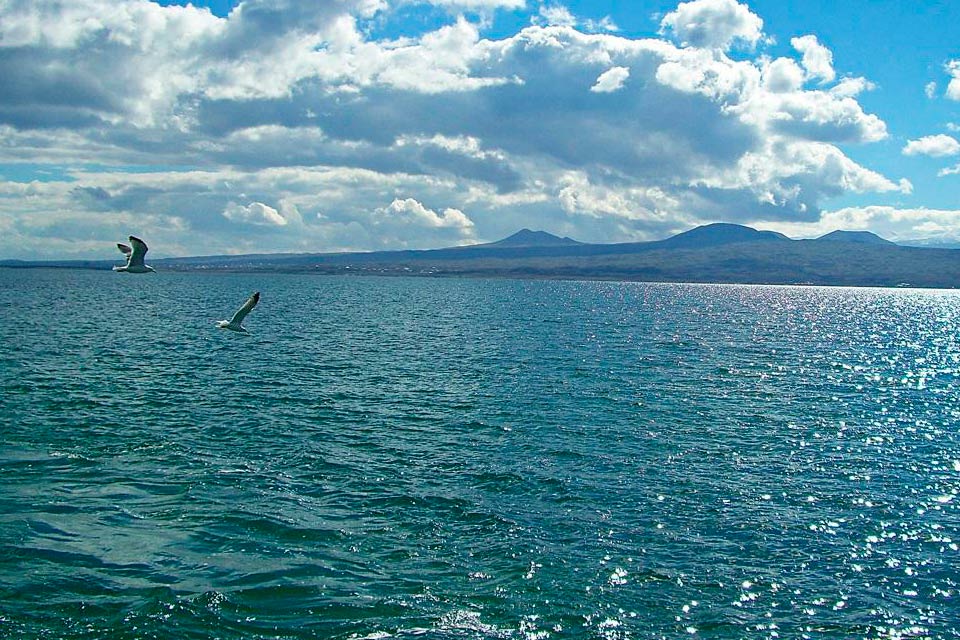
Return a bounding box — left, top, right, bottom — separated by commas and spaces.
2, 269, 959, 639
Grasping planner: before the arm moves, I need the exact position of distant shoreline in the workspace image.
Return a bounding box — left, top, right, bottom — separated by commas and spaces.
2, 263, 954, 291
4, 223, 960, 289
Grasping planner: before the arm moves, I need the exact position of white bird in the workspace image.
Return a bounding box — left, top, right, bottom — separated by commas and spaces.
216, 292, 260, 333
113, 236, 155, 273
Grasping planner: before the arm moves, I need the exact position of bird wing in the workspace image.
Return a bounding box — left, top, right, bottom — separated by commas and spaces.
128, 236, 148, 267
116, 242, 133, 266
229, 291, 260, 324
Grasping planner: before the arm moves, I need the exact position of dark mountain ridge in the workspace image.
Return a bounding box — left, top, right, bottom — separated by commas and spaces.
3, 223, 958, 288
478, 228, 582, 248
815, 230, 894, 245
657, 222, 790, 248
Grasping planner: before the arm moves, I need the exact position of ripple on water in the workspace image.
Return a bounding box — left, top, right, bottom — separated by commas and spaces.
1, 272, 959, 638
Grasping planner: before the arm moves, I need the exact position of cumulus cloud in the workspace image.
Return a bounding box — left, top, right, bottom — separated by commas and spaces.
762, 58, 804, 93
654, 44, 887, 143
784, 205, 960, 242
557, 171, 680, 221
591, 66, 630, 93
693, 139, 907, 224
371, 17, 519, 93
0, 0, 402, 126
763, 205, 960, 243
533, 4, 618, 32
830, 76, 875, 98
537, 4, 577, 27
660, 0, 764, 50
223, 201, 288, 226
0, 0, 920, 258
791, 35, 835, 83
902, 134, 960, 157
424, 0, 525, 9
947, 60, 960, 101
584, 16, 619, 33
376, 198, 474, 230
368, 197, 477, 246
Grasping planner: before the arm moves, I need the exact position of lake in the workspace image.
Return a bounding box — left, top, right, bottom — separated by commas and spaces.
1, 268, 958, 638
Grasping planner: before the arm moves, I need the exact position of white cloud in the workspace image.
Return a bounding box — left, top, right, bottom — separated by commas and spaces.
947, 60, 960, 101
763, 205, 960, 242
902, 134, 960, 157
655, 46, 887, 143
396, 133, 497, 158
557, 171, 679, 221
377, 198, 474, 230
585, 16, 619, 33
0, 0, 402, 125
537, 4, 577, 27
223, 201, 288, 226
373, 198, 475, 242
370, 17, 518, 93
791, 35, 835, 83
533, 3, 618, 32
0, 1, 226, 127
654, 48, 761, 102
830, 76, 875, 98
591, 66, 630, 93
423, 0, 526, 9
926, 81, 938, 99
0, 0, 920, 257
660, 0, 764, 50
762, 57, 804, 93
697, 139, 907, 220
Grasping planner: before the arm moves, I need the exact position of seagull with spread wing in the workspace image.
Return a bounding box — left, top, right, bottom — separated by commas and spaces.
113, 236, 155, 273
216, 292, 260, 333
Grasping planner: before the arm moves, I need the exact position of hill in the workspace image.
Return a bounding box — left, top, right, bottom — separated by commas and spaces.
3, 223, 959, 288
815, 230, 894, 245
477, 228, 581, 248
658, 222, 790, 248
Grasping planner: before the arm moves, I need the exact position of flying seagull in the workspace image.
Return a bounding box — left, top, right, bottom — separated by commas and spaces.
216, 291, 260, 333
113, 236, 155, 273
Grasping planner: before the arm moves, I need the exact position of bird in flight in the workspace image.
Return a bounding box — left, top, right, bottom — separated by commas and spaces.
113, 236, 155, 273
216, 292, 260, 333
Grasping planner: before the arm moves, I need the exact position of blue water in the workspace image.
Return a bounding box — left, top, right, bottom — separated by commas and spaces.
1, 269, 959, 639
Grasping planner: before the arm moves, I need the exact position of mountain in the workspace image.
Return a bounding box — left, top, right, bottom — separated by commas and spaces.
815, 230, 894, 245
657, 222, 790, 248
4, 223, 960, 288
478, 228, 581, 248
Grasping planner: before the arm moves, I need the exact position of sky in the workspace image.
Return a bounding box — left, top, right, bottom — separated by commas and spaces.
1, 0, 959, 259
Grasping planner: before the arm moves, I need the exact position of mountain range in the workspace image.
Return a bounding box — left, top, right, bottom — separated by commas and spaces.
3, 223, 959, 288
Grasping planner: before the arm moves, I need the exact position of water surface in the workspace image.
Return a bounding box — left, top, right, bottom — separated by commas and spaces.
1, 269, 959, 638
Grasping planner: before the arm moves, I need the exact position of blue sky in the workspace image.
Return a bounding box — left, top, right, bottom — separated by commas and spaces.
1, 0, 958, 259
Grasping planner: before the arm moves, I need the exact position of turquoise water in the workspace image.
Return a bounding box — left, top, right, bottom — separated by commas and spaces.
1, 269, 959, 639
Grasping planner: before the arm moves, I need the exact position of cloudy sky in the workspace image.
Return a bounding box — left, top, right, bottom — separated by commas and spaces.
1, 0, 959, 259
